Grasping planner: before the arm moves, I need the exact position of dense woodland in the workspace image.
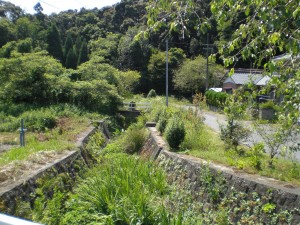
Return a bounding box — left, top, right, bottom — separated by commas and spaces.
1, 0, 299, 146
0, 0, 230, 114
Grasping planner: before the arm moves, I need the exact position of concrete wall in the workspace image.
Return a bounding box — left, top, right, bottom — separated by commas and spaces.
142, 126, 300, 224
0, 121, 110, 214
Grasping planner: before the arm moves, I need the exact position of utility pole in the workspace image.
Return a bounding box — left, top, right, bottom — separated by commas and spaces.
202, 34, 214, 91
166, 39, 169, 107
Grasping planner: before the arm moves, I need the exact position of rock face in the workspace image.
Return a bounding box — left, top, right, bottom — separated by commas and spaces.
0, 121, 110, 215
142, 126, 300, 224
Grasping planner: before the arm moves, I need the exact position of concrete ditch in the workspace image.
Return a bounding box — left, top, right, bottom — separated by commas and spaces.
141, 125, 300, 224
0, 121, 110, 214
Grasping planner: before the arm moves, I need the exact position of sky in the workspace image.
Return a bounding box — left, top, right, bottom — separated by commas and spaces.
5, 0, 121, 15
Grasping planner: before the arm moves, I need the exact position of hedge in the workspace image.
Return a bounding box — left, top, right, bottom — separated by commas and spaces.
205, 90, 228, 108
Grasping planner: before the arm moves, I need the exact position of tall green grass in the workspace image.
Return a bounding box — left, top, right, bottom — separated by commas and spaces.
0, 135, 73, 166
0, 104, 93, 166
29, 125, 204, 225
58, 154, 203, 225
0, 104, 92, 132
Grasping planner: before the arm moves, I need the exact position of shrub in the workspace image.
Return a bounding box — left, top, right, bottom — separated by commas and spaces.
165, 116, 185, 150
259, 101, 277, 110
147, 89, 157, 98
156, 109, 169, 134
205, 90, 228, 108
122, 124, 148, 154
249, 143, 265, 170
220, 120, 250, 151
157, 118, 168, 134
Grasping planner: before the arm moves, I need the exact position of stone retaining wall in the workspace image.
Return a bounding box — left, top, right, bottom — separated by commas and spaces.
143, 126, 300, 224
0, 121, 110, 214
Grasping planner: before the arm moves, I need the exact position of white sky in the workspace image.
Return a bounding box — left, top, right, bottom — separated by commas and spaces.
5, 0, 121, 15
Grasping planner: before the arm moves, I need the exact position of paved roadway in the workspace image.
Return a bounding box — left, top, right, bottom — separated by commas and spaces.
184, 105, 300, 162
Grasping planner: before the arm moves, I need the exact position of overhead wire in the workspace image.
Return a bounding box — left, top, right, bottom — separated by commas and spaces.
39, 0, 60, 10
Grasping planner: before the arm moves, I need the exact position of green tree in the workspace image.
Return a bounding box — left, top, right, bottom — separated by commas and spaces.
146, 0, 300, 163
15, 17, 32, 40
78, 60, 119, 86
71, 80, 122, 114
148, 47, 186, 94
63, 33, 73, 62
33, 1, 45, 20
0, 0, 23, 22
0, 41, 16, 58
89, 33, 120, 65
173, 55, 224, 94
74, 35, 82, 57
117, 70, 140, 96
0, 18, 15, 47
65, 48, 77, 69
0, 52, 64, 104
146, 0, 211, 39
46, 23, 63, 61
117, 27, 151, 71
17, 38, 32, 53
77, 39, 88, 66
211, 0, 300, 163
211, 0, 299, 67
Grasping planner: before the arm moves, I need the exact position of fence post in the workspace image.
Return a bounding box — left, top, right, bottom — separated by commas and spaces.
19, 119, 26, 147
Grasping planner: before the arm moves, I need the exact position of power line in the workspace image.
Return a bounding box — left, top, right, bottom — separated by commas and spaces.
39, 0, 60, 10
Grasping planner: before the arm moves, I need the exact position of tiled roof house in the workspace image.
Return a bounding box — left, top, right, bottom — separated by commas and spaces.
222, 69, 270, 93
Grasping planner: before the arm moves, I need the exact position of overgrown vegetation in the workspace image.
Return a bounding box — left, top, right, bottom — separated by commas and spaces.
146, 98, 300, 184
205, 90, 228, 109
14, 124, 297, 225
14, 127, 201, 225
165, 115, 185, 149
0, 104, 100, 167
1, 0, 300, 222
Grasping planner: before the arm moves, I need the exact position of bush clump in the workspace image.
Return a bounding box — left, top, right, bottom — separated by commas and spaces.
147, 89, 157, 98
165, 116, 185, 150
121, 124, 148, 154
205, 90, 228, 108
259, 101, 277, 110
156, 109, 169, 134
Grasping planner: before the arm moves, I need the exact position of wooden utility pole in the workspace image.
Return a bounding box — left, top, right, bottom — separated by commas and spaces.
202, 34, 214, 91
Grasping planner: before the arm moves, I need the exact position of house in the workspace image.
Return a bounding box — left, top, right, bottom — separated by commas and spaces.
272, 53, 300, 63
222, 69, 270, 94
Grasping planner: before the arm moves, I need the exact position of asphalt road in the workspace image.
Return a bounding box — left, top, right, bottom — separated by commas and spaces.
185, 105, 300, 162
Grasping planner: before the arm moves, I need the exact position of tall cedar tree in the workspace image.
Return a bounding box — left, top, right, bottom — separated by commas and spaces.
77, 39, 88, 66
75, 36, 82, 57
46, 23, 63, 61
63, 33, 73, 65
65, 47, 77, 69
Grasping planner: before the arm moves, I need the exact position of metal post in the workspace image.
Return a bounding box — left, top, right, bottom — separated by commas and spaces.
20, 119, 24, 147
166, 39, 169, 107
